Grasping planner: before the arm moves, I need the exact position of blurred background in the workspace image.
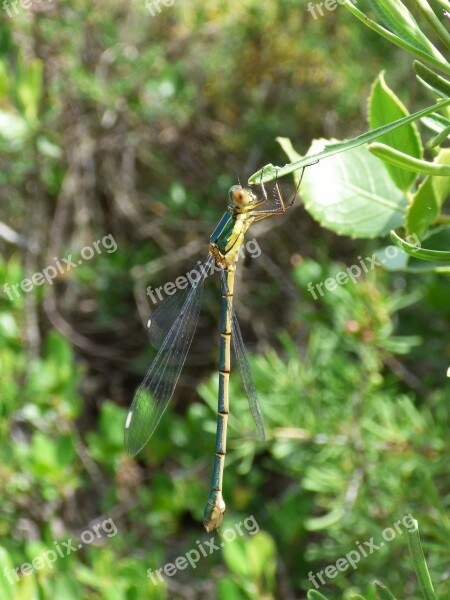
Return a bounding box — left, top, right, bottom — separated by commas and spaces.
0, 0, 449, 598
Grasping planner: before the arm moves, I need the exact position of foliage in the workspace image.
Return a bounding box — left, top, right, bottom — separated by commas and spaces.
260, 0, 450, 269
0, 0, 449, 599
268, 0, 450, 377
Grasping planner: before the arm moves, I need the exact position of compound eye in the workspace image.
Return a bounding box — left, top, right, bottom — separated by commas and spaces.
233, 189, 244, 203
233, 188, 251, 206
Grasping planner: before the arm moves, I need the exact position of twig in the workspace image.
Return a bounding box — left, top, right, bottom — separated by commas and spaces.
43, 292, 123, 360
383, 354, 428, 395
0, 221, 39, 253
130, 238, 205, 280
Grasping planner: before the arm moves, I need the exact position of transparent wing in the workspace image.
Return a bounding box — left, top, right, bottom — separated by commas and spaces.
125, 255, 213, 456
231, 309, 266, 441
148, 258, 212, 350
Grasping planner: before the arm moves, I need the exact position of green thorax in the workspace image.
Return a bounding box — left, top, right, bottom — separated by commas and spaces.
210, 210, 236, 254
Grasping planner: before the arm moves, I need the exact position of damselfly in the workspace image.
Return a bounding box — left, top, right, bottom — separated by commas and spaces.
125, 168, 308, 531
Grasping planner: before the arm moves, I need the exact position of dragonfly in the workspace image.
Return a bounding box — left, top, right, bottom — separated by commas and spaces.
125, 167, 309, 532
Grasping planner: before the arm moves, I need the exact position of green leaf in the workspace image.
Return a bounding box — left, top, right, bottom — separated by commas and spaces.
376, 245, 410, 271
421, 113, 450, 134
0, 110, 29, 143
341, 0, 450, 77
217, 577, 249, 600
390, 230, 450, 261
406, 149, 450, 237
222, 530, 275, 591
368, 142, 450, 175
14, 57, 43, 125
0, 60, 9, 97
410, 0, 450, 48
307, 590, 331, 600
11, 576, 36, 600
369, 72, 422, 191
367, 0, 446, 63
246, 531, 276, 583
29, 433, 59, 474
56, 434, 77, 467
294, 140, 407, 239
429, 122, 450, 147
407, 519, 436, 600
222, 537, 251, 578
373, 580, 398, 600
414, 61, 450, 98
305, 506, 345, 530
248, 97, 450, 184
37, 136, 63, 158
51, 575, 81, 600
0, 23, 12, 58
0, 313, 18, 338
0, 547, 14, 600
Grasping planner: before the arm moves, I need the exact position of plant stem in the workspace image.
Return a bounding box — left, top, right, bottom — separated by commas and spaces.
341, 0, 450, 77
410, 0, 450, 48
